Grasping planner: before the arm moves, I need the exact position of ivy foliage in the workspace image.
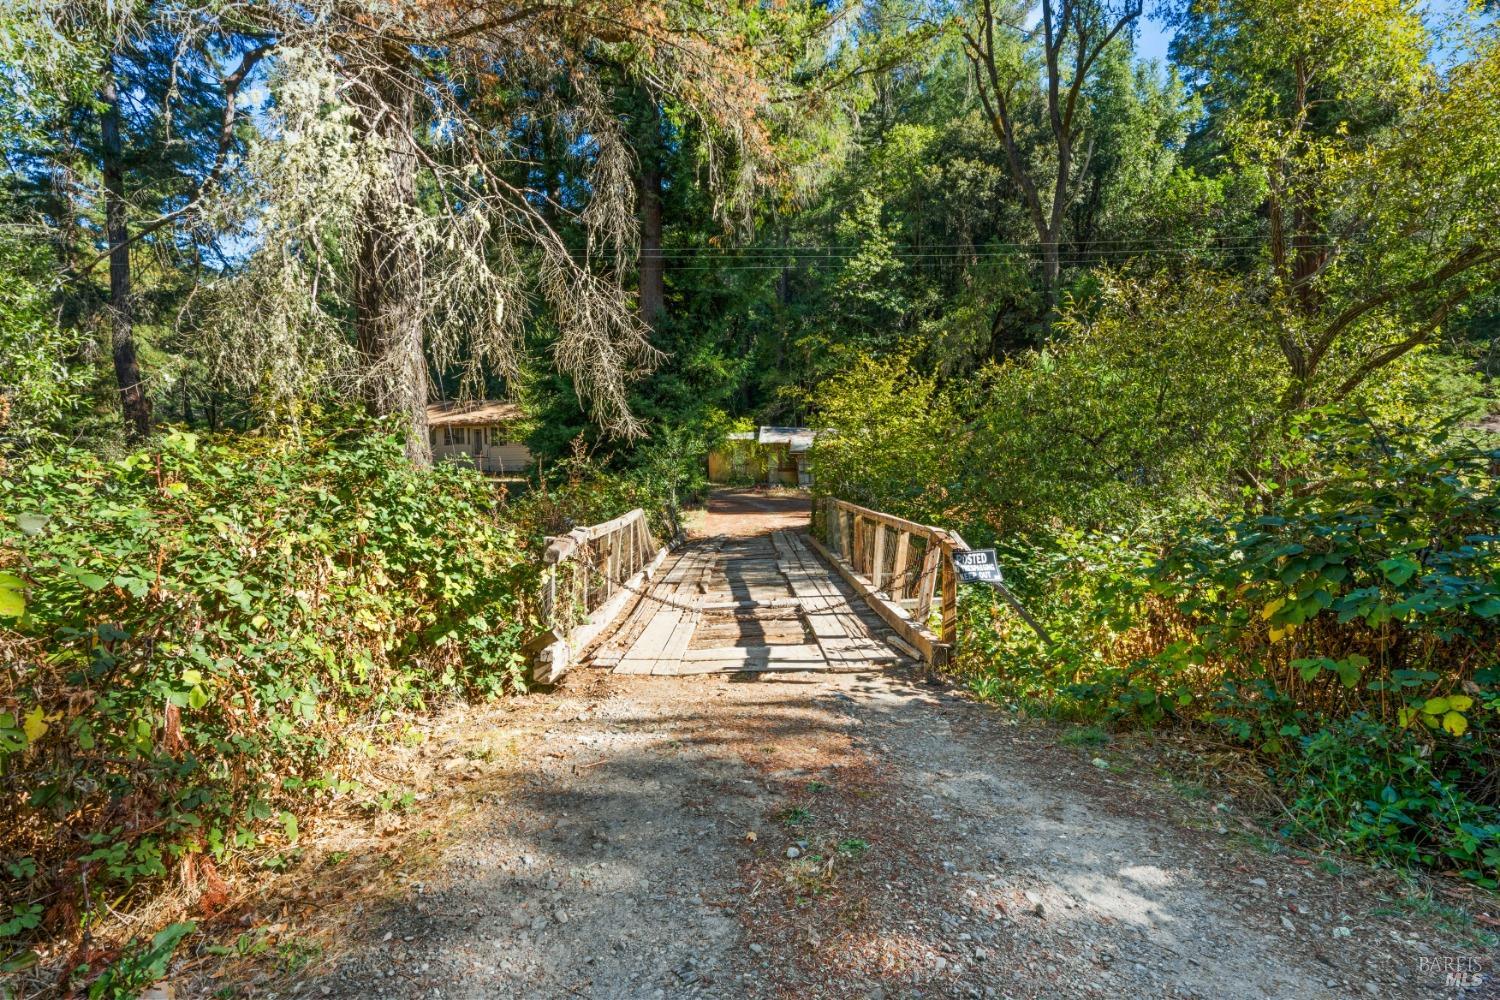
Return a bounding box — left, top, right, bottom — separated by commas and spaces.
0, 420, 533, 957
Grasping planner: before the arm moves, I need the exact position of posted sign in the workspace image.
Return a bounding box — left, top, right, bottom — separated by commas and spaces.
953, 548, 1004, 585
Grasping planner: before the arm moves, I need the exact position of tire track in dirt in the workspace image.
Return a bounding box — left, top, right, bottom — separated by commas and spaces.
179, 490, 1494, 999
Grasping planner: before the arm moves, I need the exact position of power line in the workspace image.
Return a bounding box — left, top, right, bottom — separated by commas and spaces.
629, 236, 1304, 256
651, 242, 1361, 271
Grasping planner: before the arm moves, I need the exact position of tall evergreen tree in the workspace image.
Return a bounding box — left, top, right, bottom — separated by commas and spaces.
3, 2, 268, 440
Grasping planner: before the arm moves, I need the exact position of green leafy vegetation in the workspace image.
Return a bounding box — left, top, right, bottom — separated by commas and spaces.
0, 421, 532, 974
2, 0, 1499, 986
837, 838, 871, 859
83, 921, 197, 999
780, 806, 815, 828
821, 392, 1499, 885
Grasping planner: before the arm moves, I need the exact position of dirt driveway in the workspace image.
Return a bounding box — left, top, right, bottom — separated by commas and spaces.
186, 489, 1497, 999
688, 485, 815, 537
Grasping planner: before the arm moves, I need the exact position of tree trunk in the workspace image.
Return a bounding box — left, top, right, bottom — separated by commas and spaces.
636, 98, 666, 327
775, 220, 790, 308
351, 54, 431, 465
100, 60, 151, 441
1041, 237, 1062, 320
964, 0, 1140, 341
1041, 99, 1074, 328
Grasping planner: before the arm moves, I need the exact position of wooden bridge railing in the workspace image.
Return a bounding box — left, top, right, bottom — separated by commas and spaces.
532, 508, 669, 684
806, 497, 969, 668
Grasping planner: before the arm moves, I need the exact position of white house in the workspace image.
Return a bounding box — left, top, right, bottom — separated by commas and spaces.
426, 401, 534, 476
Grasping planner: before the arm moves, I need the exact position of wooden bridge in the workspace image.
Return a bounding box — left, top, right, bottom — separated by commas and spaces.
532, 491, 970, 684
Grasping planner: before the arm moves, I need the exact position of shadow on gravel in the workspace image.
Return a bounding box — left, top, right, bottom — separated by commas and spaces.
293, 700, 854, 999
240, 676, 1485, 1000
802, 675, 1477, 1000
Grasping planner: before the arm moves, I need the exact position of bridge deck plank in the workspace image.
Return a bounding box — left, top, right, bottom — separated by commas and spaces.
603, 528, 903, 675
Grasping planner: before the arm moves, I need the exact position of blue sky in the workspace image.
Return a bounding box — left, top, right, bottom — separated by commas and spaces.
1135, 8, 1174, 65
1131, 0, 1479, 69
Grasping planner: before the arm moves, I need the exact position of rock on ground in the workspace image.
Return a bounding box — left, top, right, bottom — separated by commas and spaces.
182, 492, 1495, 999
185, 667, 1495, 999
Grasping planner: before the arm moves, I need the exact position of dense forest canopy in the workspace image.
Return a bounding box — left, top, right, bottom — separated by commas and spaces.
1, 0, 1499, 989
1, 0, 1495, 465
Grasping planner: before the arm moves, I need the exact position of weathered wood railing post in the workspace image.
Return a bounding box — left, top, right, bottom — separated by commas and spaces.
938, 531, 966, 648
915, 537, 940, 620
890, 530, 910, 600
541, 557, 559, 634
531, 508, 670, 685
803, 498, 960, 669
605, 529, 615, 602
858, 512, 870, 575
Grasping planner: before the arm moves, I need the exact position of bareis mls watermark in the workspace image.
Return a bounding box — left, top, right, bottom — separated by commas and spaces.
1420, 955, 1487, 990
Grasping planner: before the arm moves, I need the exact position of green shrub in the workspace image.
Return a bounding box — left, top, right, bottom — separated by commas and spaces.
953, 414, 1500, 884
1281, 715, 1500, 887
0, 420, 533, 961
0, 238, 105, 456
1155, 414, 1499, 737
806, 353, 966, 527
515, 426, 707, 543
955, 528, 1166, 720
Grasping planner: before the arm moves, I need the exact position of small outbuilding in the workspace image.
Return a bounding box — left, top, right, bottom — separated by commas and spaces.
426, 400, 534, 476
707, 426, 819, 487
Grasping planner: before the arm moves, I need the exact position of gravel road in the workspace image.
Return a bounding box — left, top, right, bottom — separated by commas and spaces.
183, 491, 1496, 999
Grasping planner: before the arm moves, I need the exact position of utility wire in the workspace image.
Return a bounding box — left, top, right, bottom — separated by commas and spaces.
624, 236, 1323, 256
650, 243, 1359, 272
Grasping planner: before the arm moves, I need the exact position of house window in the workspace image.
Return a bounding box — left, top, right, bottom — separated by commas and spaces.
442, 427, 453, 446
